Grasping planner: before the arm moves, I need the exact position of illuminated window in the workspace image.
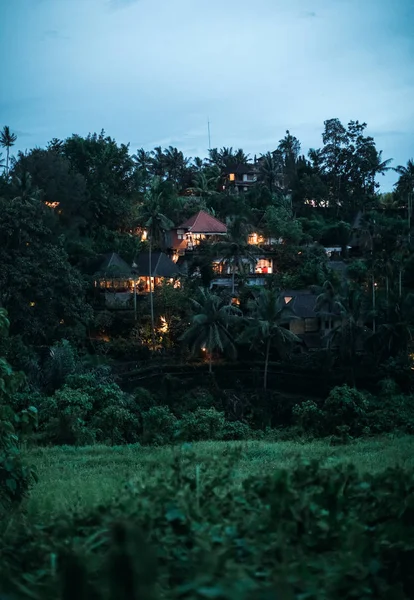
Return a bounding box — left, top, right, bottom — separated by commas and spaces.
229, 173, 235, 182
284, 296, 293, 304
255, 259, 272, 274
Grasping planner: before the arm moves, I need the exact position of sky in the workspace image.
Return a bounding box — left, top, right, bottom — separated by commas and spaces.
1, 0, 413, 191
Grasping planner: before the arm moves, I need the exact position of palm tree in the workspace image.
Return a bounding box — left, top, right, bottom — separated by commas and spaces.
0, 126, 17, 177
258, 152, 283, 193
328, 286, 372, 386
0, 152, 5, 172
394, 159, 414, 197
239, 289, 299, 390
214, 217, 256, 295
314, 281, 342, 332
132, 148, 152, 193
137, 180, 174, 351
163, 146, 191, 188
151, 146, 166, 178
374, 292, 414, 361
180, 288, 241, 373
191, 169, 221, 201
12, 172, 41, 203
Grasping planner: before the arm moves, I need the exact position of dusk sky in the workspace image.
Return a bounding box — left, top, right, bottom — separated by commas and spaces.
1, 0, 413, 190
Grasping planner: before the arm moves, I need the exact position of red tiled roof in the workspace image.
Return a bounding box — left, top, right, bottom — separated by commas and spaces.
178, 210, 227, 234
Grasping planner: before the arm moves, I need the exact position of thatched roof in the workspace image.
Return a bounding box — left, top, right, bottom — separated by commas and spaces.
95, 253, 132, 278
132, 252, 181, 278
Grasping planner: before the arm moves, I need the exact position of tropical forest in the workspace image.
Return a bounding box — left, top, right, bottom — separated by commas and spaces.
1, 120, 414, 599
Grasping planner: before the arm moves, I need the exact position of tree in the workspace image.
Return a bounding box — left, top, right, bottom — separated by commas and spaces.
132, 148, 152, 194
0, 126, 17, 177
258, 152, 283, 193
163, 146, 191, 190
0, 194, 92, 345
239, 289, 299, 389
137, 180, 174, 351
328, 286, 372, 386
63, 130, 135, 231
314, 281, 342, 331
12, 148, 88, 231
180, 289, 241, 373
278, 130, 301, 191
214, 217, 257, 295
394, 159, 414, 196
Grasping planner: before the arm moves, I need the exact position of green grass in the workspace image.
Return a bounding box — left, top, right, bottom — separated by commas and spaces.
24, 435, 414, 519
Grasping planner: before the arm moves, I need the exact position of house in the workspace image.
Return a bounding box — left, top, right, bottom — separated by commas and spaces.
281, 290, 342, 349
167, 210, 227, 255
132, 251, 181, 293
94, 252, 136, 309
223, 164, 258, 193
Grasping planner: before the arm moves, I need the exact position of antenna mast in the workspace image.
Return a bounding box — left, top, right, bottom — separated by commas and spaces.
207, 117, 211, 151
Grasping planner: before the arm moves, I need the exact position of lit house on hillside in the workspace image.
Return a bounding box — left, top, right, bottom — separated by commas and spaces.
167, 210, 227, 255
94, 251, 181, 309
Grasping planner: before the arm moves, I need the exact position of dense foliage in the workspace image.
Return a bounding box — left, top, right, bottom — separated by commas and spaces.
2, 449, 414, 599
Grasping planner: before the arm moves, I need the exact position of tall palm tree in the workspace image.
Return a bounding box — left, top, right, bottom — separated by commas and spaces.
180, 288, 241, 373
239, 289, 299, 390
258, 152, 283, 193
12, 172, 41, 203
0, 126, 17, 177
0, 152, 5, 172
214, 216, 256, 294
163, 146, 191, 189
374, 292, 414, 361
394, 159, 414, 197
137, 180, 174, 351
132, 148, 152, 193
314, 281, 342, 331
328, 286, 372, 386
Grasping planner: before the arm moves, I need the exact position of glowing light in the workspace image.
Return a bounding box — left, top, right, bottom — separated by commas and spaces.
159, 316, 169, 334
201, 347, 206, 352
45, 201, 60, 209
248, 233, 265, 245
141, 229, 148, 241
29, 302, 35, 307
284, 296, 293, 304
229, 173, 235, 182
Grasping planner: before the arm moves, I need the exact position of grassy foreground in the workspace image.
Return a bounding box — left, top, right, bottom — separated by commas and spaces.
25, 435, 414, 518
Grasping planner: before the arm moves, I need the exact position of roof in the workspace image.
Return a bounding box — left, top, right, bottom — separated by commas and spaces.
132, 252, 181, 278
223, 163, 258, 176
95, 253, 132, 277
178, 210, 227, 234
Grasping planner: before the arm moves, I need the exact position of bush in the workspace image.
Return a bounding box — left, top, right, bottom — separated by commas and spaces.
106, 338, 150, 361
2, 453, 414, 599
132, 387, 157, 413
221, 420, 253, 440
177, 408, 226, 442
142, 406, 178, 445
293, 386, 370, 438
292, 400, 325, 436
38, 386, 95, 446
91, 406, 140, 445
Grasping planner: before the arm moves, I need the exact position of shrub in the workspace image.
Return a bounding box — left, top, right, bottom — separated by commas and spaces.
2, 454, 414, 599
91, 406, 140, 445
323, 385, 369, 436
293, 386, 370, 438
142, 406, 178, 445
43, 339, 77, 392
292, 400, 325, 436
132, 387, 157, 413
177, 408, 226, 442
221, 420, 252, 440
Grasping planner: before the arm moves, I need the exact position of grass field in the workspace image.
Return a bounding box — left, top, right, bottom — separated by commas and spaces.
24, 435, 414, 519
